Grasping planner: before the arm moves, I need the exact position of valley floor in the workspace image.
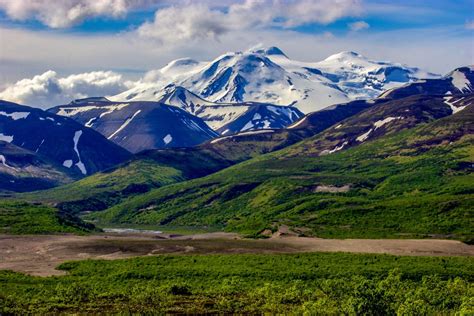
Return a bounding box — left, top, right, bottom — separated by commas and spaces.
1, 231, 472, 277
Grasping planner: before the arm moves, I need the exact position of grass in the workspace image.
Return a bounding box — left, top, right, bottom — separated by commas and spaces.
0, 200, 95, 234
1, 252, 472, 314
22, 159, 185, 214
86, 109, 474, 241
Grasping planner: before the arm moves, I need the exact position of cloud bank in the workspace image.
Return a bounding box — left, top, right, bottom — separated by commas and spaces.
0, 0, 151, 28
0, 70, 131, 108
138, 0, 362, 44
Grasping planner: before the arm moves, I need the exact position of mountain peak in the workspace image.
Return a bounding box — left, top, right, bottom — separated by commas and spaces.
249, 46, 288, 58
324, 51, 365, 61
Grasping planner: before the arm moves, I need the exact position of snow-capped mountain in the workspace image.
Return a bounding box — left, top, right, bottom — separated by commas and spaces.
216, 102, 303, 135
380, 66, 474, 99
128, 84, 303, 134
111, 46, 438, 114
48, 98, 219, 153
0, 100, 131, 177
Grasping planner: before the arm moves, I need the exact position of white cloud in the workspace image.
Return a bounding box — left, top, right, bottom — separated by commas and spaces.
138, 0, 362, 44
0, 0, 361, 31
0, 0, 146, 28
138, 4, 230, 44
0, 70, 131, 108
0, 23, 472, 103
349, 21, 370, 31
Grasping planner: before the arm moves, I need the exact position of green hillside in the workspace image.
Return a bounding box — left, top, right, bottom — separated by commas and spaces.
23, 159, 185, 214
0, 200, 95, 234
88, 106, 474, 241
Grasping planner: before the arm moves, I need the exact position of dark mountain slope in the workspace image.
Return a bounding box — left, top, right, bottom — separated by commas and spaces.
380, 66, 473, 99
0, 141, 76, 192
49, 99, 218, 153
0, 100, 131, 179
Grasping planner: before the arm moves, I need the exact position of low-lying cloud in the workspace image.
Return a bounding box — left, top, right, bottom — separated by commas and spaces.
0, 70, 131, 108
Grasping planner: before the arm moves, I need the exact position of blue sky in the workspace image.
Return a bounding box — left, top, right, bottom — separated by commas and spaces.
0, 0, 472, 34
0, 0, 472, 89
1, 0, 472, 36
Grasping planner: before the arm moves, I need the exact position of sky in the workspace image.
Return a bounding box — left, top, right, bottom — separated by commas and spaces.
0, 0, 472, 107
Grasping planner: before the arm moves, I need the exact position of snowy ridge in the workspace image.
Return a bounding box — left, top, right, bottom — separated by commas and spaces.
111, 46, 438, 114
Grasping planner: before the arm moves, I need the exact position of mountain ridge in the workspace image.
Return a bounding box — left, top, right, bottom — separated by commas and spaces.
111, 46, 438, 114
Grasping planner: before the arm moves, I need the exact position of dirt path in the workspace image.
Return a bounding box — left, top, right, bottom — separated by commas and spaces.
0, 233, 472, 276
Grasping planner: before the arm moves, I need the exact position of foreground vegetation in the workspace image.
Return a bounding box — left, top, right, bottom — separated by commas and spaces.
1, 252, 473, 314
0, 200, 95, 234
88, 108, 474, 241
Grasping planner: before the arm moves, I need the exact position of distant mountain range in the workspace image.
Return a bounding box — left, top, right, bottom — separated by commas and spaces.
49, 71, 472, 240
23, 65, 473, 221
111, 47, 438, 113
1, 45, 472, 194
44, 47, 443, 153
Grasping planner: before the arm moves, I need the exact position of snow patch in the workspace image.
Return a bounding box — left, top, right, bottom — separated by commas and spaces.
163, 134, 173, 145
288, 117, 306, 129
444, 97, 467, 114
320, 141, 348, 155
241, 121, 254, 131
253, 113, 262, 120
210, 136, 233, 144
0, 154, 16, 170
72, 130, 87, 175
63, 160, 73, 168
108, 110, 141, 139
356, 129, 373, 142
85, 117, 96, 127
35, 139, 45, 153
56, 103, 129, 117
76, 162, 87, 175
262, 120, 272, 128
0, 133, 13, 143
0, 111, 30, 120
451, 70, 471, 92
329, 141, 348, 153
373, 116, 403, 129
238, 129, 274, 136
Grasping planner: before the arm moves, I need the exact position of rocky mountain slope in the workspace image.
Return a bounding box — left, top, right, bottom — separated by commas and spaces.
0, 141, 76, 192
0, 100, 131, 179
49, 98, 219, 153
380, 66, 473, 99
